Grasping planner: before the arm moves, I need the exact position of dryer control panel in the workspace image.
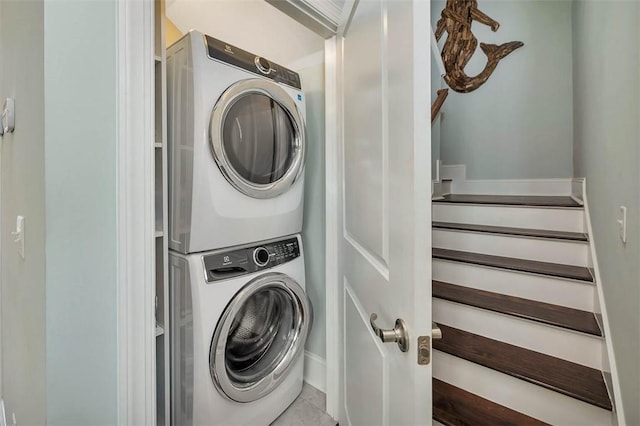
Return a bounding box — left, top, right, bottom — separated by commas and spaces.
203, 237, 301, 283
204, 35, 302, 90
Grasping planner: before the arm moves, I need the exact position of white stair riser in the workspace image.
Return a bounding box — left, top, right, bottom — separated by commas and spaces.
433, 229, 590, 267
433, 260, 595, 311
433, 299, 603, 369
433, 204, 585, 233
433, 351, 613, 426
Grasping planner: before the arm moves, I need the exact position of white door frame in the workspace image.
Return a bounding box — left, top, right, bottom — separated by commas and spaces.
116, 0, 156, 424
324, 34, 342, 419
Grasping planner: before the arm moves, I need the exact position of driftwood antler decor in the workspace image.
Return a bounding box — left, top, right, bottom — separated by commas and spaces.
435, 0, 524, 93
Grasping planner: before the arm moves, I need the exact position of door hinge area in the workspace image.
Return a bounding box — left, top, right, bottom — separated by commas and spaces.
417, 336, 430, 365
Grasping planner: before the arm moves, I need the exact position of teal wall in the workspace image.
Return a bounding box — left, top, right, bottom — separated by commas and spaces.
44, 1, 118, 424
0, 1, 46, 424
572, 2, 640, 424
432, 0, 574, 179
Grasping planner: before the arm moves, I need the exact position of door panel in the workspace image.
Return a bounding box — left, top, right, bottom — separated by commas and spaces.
338, 0, 431, 425
343, 0, 386, 263
345, 285, 386, 426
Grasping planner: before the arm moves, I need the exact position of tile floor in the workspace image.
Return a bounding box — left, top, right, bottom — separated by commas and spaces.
271, 383, 337, 426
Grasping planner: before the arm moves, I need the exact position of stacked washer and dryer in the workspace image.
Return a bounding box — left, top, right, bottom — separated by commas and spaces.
166, 31, 312, 426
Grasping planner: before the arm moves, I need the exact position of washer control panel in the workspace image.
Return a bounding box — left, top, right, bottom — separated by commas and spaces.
205, 35, 302, 90
203, 237, 300, 282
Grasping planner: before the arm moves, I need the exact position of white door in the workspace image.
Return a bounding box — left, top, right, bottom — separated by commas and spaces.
329, 0, 432, 425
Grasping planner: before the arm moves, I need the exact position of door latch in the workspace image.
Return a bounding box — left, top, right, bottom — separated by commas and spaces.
417, 336, 430, 365
418, 323, 443, 365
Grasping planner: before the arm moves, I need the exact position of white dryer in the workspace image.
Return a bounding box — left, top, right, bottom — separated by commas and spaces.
169, 235, 312, 425
167, 31, 307, 254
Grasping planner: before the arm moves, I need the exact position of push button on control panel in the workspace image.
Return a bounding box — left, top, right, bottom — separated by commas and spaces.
270, 239, 299, 263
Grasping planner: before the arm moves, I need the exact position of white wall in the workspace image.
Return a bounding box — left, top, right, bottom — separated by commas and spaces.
299, 62, 326, 360
166, 0, 328, 378
0, 1, 46, 424
572, 2, 640, 425
44, 1, 119, 423
432, 0, 574, 179
166, 0, 324, 66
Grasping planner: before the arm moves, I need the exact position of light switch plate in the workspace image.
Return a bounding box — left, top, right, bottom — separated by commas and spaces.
12, 215, 24, 259
617, 206, 627, 244
0, 399, 7, 426
1, 98, 15, 135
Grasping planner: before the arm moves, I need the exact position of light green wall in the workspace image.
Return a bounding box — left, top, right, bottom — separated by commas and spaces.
44, 1, 118, 424
0, 1, 46, 424
432, 0, 574, 179
299, 64, 326, 359
572, 2, 640, 424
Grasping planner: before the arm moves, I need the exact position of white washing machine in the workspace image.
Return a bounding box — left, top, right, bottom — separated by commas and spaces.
169, 235, 312, 425
167, 31, 307, 254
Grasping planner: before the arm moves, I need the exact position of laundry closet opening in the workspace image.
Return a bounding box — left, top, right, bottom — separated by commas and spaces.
160, 0, 328, 424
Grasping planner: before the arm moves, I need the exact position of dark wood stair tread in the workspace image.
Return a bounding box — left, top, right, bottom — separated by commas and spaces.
433, 281, 602, 336
433, 325, 612, 410
432, 221, 588, 242
433, 378, 549, 426
432, 248, 593, 282
434, 194, 582, 208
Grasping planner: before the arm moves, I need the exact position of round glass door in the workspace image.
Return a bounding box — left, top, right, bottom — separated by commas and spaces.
210, 273, 312, 402
210, 79, 306, 199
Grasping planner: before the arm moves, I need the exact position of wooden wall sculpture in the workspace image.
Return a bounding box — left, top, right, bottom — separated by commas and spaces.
435, 0, 524, 93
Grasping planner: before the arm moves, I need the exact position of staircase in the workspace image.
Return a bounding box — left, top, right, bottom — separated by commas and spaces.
431, 193, 614, 425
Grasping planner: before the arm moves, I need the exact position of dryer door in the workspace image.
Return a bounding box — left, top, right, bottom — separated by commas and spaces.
210, 79, 306, 199
210, 272, 312, 402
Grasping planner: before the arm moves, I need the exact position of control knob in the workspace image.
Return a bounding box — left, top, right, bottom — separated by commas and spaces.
255, 56, 272, 75
253, 247, 271, 267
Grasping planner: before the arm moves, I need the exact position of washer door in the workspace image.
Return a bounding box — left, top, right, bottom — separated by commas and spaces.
210, 272, 312, 402
210, 79, 306, 199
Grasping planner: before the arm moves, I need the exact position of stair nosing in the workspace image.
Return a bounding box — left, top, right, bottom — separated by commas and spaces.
433, 280, 602, 337
433, 194, 584, 209
432, 221, 589, 243
432, 248, 594, 283
433, 324, 613, 411
433, 378, 550, 426
433, 201, 585, 210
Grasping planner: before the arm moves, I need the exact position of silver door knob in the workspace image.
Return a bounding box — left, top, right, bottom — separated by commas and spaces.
432, 322, 442, 340
370, 313, 409, 352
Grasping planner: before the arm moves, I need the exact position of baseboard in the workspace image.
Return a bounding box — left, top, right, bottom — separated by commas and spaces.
454, 178, 574, 196
581, 179, 624, 424
440, 164, 466, 182
439, 164, 574, 196
432, 181, 445, 200
571, 177, 586, 207
303, 351, 327, 393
